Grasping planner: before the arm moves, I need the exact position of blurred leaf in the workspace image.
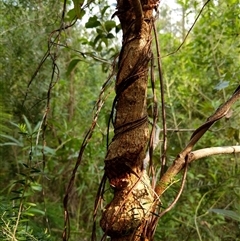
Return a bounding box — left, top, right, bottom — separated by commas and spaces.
101, 5, 110, 17
73, 0, 85, 19
22, 115, 32, 134
30, 182, 42, 192
104, 20, 116, 32
66, 8, 76, 21
24, 207, 45, 216
0, 134, 23, 146
209, 209, 240, 222
85, 16, 101, 28
214, 81, 230, 90
94, 33, 105, 46
66, 59, 81, 76
107, 33, 115, 39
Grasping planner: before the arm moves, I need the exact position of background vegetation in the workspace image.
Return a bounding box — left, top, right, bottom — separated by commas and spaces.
0, 0, 239, 240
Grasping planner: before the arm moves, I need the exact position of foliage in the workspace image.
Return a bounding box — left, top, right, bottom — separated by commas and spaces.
152, 0, 240, 240
0, 90, 12, 140
0, 0, 239, 240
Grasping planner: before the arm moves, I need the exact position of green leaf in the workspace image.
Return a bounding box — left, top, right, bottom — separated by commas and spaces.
69, 0, 85, 20
0, 142, 19, 147
96, 28, 103, 34
115, 24, 121, 33
37, 145, 56, 155
73, 0, 84, 19
209, 209, 240, 222
101, 6, 110, 17
23, 115, 32, 134
106, 33, 115, 39
85, 16, 101, 28
79, 37, 89, 45
32, 121, 42, 134
30, 182, 42, 192
28, 207, 45, 216
16, 236, 27, 241
66, 59, 81, 76
102, 37, 108, 47
26, 202, 37, 207
0, 134, 17, 142
104, 20, 116, 32
93, 34, 104, 46
66, 8, 76, 21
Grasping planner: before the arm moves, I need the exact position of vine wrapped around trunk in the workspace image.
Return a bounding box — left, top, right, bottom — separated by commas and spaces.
100, 0, 159, 240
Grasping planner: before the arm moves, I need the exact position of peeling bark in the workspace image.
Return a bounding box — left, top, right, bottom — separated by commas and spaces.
100, 1, 159, 240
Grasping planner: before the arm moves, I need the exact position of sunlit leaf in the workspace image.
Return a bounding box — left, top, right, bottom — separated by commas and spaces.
30, 182, 42, 192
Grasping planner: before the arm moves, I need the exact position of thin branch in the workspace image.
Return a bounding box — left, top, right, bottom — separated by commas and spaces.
148, 53, 159, 181
153, 20, 167, 178
155, 85, 240, 197
160, 128, 195, 132
189, 146, 240, 162
149, 158, 188, 238
50, 41, 112, 64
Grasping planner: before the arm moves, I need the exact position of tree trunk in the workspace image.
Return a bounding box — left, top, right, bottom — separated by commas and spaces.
100, 1, 159, 240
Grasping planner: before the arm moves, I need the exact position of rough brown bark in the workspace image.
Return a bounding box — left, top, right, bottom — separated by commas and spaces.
100, 1, 159, 240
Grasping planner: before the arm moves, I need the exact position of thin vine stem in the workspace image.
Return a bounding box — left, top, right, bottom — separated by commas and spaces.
152, 21, 167, 178
162, 0, 211, 58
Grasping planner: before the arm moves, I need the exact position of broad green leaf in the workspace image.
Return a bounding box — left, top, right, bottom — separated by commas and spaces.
85, 16, 101, 28
107, 33, 114, 39
73, 0, 85, 19
115, 24, 121, 33
66, 8, 76, 22
66, 59, 81, 76
104, 20, 116, 32
93, 34, 104, 46
209, 209, 240, 222
102, 37, 108, 47
96, 28, 103, 34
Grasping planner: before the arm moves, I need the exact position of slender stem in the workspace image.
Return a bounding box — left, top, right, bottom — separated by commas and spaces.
194, 192, 208, 241
153, 21, 167, 178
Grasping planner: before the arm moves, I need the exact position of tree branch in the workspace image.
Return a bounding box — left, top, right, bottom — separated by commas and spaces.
189, 146, 240, 162
155, 85, 240, 197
